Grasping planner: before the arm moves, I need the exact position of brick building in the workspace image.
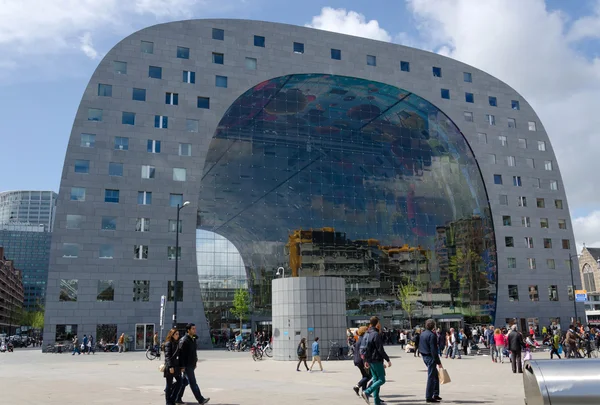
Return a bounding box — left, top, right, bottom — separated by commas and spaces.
0, 247, 25, 334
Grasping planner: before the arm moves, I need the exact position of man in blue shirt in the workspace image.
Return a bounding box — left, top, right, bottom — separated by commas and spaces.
309, 337, 323, 372
361, 316, 391, 405
419, 319, 443, 403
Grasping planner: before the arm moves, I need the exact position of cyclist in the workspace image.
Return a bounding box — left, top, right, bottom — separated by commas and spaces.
235, 332, 243, 351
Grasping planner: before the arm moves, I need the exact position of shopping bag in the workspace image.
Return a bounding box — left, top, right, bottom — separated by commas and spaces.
438, 367, 451, 384
558, 345, 563, 355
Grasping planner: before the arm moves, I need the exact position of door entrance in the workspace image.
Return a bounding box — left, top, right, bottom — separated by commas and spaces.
135, 323, 155, 350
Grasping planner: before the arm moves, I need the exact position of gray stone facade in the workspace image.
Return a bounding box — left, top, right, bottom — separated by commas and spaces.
44, 19, 581, 348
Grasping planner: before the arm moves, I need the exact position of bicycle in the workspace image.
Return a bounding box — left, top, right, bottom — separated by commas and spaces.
146, 345, 161, 360
250, 343, 263, 361
261, 342, 273, 358
326, 341, 343, 361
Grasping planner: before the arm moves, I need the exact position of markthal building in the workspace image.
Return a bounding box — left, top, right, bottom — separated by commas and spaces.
44, 20, 580, 349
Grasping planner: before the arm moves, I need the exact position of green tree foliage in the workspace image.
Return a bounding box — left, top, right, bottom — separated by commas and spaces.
230, 288, 250, 331
397, 281, 419, 328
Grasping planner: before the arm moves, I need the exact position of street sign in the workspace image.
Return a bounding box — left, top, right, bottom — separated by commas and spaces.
575, 289, 587, 302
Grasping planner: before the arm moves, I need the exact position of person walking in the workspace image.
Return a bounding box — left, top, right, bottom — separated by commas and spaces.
444, 331, 452, 358
436, 328, 445, 356
163, 328, 182, 405
450, 328, 461, 359
399, 331, 406, 349
360, 316, 392, 405
296, 338, 309, 372
82, 335, 88, 354
413, 329, 421, 357
508, 325, 524, 373
493, 328, 504, 363
118, 333, 125, 353
565, 325, 578, 358
309, 337, 323, 372
72, 335, 81, 355
488, 326, 496, 362
419, 319, 443, 403
176, 323, 209, 404
352, 326, 370, 396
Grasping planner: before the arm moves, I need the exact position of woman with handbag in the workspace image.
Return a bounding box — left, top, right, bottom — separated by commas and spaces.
163, 328, 182, 405
296, 337, 309, 371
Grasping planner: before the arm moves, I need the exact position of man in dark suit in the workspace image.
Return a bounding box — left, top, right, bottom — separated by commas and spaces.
419, 319, 443, 403
508, 324, 525, 374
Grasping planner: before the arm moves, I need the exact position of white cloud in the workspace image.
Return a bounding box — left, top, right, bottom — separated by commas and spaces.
80, 32, 99, 60
306, 7, 392, 42
573, 211, 600, 252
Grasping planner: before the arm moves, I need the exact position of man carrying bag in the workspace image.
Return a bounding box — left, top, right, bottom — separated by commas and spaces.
419, 319, 445, 403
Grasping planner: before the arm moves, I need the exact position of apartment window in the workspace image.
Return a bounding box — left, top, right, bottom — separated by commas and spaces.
114, 137, 128, 150
538, 141, 546, 151
97, 280, 114, 301
98, 84, 112, 97
104, 189, 120, 203
528, 258, 536, 270
505, 236, 514, 247
525, 237, 534, 248
177, 46, 190, 59
88, 108, 103, 121
122, 112, 135, 125
537, 198, 545, 208
80, 133, 95, 148
512, 176, 522, 187
138, 191, 152, 205
507, 258, 517, 268
70, 187, 86, 201
99, 246, 114, 260
169, 220, 182, 233
141, 40, 154, 53
367, 55, 377, 66
197, 97, 210, 109
173, 168, 187, 182
62, 243, 79, 258
179, 143, 191, 156
550, 180, 558, 191
212, 52, 224, 64
547, 259, 556, 269
135, 218, 150, 232
525, 158, 534, 169
182, 70, 196, 84
498, 135, 507, 146
487, 114, 496, 125
165, 92, 179, 105
506, 156, 516, 167
507, 118, 516, 128
432, 66, 442, 77
555, 199, 563, 209
133, 280, 150, 302
522, 216, 531, 227
216, 75, 228, 88
546, 285, 559, 301
543, 238, 552, 249
508, 285, 519, 301
168, 281, 184, 302
293, 42, 304, 54
529, 286, 539, 302
331, 49, 342, 60
212, 28, 224, 40
59, 280, 78, 302
132, 88, 146, 101
170, 194, 183, 207
528, 121, 537, 131
74, 159, 89, 174
108, 162, 123, 177
488, 96, 497, 107
494, 174, 503, 185
113, 60, 127, 74
186, 119, 199, 132
400, 61, 410, 72
245, 57, 257, 70
134, 245, 149, 260
502, 215, 512, 226
532, 178, 541, 188
568, 286, 575, 301
254, 35, 265, 47
147, 139, 161, 153
486, 154, 496, 164
544, 160, 553, 171
141, 165, 156, 179
540, 218, 549, 228
558, 219, 567, 229
465, 92, 474, 103
463, 72, 472, 82
516, 139, 527, 150
511, 100, 520, 110
477, 133, 487, 144
101, 216, 117, 230
66, 214, 83, 229
149, 66, 162, 79
441, 89, 450, 99
464, 112, 473, 122
562, 239, 571, 249
154, 115, 168, 128
168, 246, 182, 260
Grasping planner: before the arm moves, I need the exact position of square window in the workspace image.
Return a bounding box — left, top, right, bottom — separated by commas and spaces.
508, 118, 516, 128
499, 194, 508, 205
179, 143, 191, 156
498, 135, 507, 146
135, 218, 150, 232
168, 280, 183, 302
558, 219, 567, 229
525, 158, 534, 168
169, 219, 183, 233
562, 239, 570, 249
133, 280, 150, 302
538, 141, 546, 151
108, 162, 123, 176
555, 199, 563, 209
197, 97, 210, 109
506, 156, 516, 166
293, 42, 304, 54
132, 88, 146, 101
400, 61, 410, 72
537, 198, 545, 208
141, 165, 156, 179
59, 279, 78, 301
507, 258, 517, 269
167, 246, 182, 260
98, 84, 112, 97
87, 108, 103, 121
528, 121, 537, 131
216, 75, 228, 88
522, 216, 531, 227
511, 100, 520, 110
186, 119, 199, 132
74, 159, 89, 174
165, 92, 179, 105
367, 55, 376, 66
513, 176, 522, 186
550, 180, 558, 191
494, 174, 502, 185
80, 133, 95, 147
62, 243, 79, 258
177, 46, 190, 59
502, 215, 512, 226
544, 160, 553, 171
528, 258, 537, 270
245, 57, 257, 70
487, 114, 496, 125
104, 189, 120, 203
508, 285, 519, 301
122, 111, 135, 125
486, 154, 496, 164
113, 61, 127, 74
547, 259, 556, 269
154, 115, 168, 128
134, 245, 149, 260
169, 193, 183, 207
183, 70, 196, 83
212, 28, 224, 40
441, 89, 450, 99
114, 136, 129, 150
518, 139, 527, 149
477, 133, 487, 144
488, 96, 497, 107
66, 214, 83, 229
212, 52, 224, 64
99, 245, 114, 260
254, 35, 265, 47
540, 218, 549, 228
149, 66, 162, 79
141, 40, 154, 54
544, 238, 552, 249
464, 72, 472, 82
138, 191, 152, 205
432, 66, 442, 77
464, 111, 473, 122
331, 49, 342, 60
101, 216, 117, 230
465, 92, 474, 103
173, 168, 186, 181
97, 280, 114, 301
505, 236, 514, 247
529, 286, 539, 302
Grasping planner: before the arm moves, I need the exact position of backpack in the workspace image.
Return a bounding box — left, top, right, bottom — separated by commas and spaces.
297, 343, 305, 356
362, 330, 377, 362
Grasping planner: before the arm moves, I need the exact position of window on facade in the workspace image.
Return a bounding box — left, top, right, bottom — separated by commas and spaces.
66, 214, 83, 229
212, 52, 224, 64
179, 143, 191, 156
70, 187, 86, 201
562, 239, 570, 249
245, 57, 257, 70
463, 72, 472, 82
149, 66, 162, 79
177, 46, 190, 59
531, 178, 540, 188
432, 66, 442, 77
486, 154, 496, 164
548, 285, 559, 301
544, 161, 553, 171
104, 189, 120, 203
567, 286, 575, 301
147, 139, 161, 153
135, 218, 150, 232
522, 216, 531, 227
536, 198, 545, 208
173, 168, 186, 182
513, 176, 522, 187
543, 238, 552, 249
487, 114, 496, 125
528, 258, 536, 270
293, 42, 304, 54
558, 219, 567, 229
80, 133, 95, 148
138, 191, 152, 205
141, 40, 154, 53
508, 285, 519, 301
505, 236, 514, 247
494, 174, 503, 185
170, 194, 183, 207
133, 280, 150, 302
540, 218, 549, 228
185, 119, 199, 133
98, 84, 112, 97
62, 243, 79, 258
528, 121, 537, 131
134, 245, 149, 260
498, 135, 507, 146
114, 136, 128, 150
477, 133, 487, 144
122, 112, 135, 125
555, 199, 563, 209
101, 216, 117, 230
212, 28, 224, 40
525, 158, 534, 169
488, 96, 497, 107
59, 279, 78, 301
95, 280, 114, 301
132, 88, 146, 101
366, 55, 377, 66
111, 60, 127, 74
518, 196, 527, 207
502, 215, 512, 226
400, 61, 410, 71
108, 162, 123, 177
538, 141, 546, 151
550, 180, 558, 191
141, 165, 156, 179
254, 35, 265, 47
168, 281, 184, 302
506, 156, 516, 166
198, 97, 210, 109
507, 118, 516, 128
216, 75, 228, 88
182, 71, 196, 84
511, 100, 520, 110
331, 49, 342, 60
74, 159, 89, 174
464, 111, 473, 122
441, 89, 450, 99
529, 285, 539, 301
465, 92, 474, 103
169, 219, 183, 233
547, 259, 556, 269
525, 237, 534, 248
167, 246, 182, 260
165, 92, 179, 105
99, 246, 114, 260
583, 264, 597, 293
87, 108, 103, 121
154, 115, 168, 128
508, 258, 517, 268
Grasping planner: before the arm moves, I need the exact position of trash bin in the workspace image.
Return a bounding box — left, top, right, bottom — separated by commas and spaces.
523, 359, 600, 405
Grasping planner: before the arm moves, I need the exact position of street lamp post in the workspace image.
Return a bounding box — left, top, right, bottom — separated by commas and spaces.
568, 253, 580, 323
172, 201, 190, 329
276, 267, 285, 278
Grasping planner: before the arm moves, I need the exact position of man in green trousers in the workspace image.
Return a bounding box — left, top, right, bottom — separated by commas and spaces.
360, 316, 392, 405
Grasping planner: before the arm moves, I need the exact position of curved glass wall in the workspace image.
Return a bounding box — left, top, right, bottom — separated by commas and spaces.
198, 74, 497, 330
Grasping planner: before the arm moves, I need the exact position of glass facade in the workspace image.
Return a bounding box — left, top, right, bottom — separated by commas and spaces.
197, 74, 497, 330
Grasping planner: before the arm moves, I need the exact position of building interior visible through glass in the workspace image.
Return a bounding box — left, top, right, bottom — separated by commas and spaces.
197, 74, 497, 334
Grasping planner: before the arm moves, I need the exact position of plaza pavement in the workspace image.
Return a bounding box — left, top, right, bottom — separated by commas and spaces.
0, 346, 528, 404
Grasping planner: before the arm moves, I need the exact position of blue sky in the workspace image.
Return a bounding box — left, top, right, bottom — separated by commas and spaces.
1, 0, 600, 245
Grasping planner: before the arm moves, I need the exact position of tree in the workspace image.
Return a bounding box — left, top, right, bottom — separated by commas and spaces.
397, 281, 419, 329
230, 288, 250, 332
